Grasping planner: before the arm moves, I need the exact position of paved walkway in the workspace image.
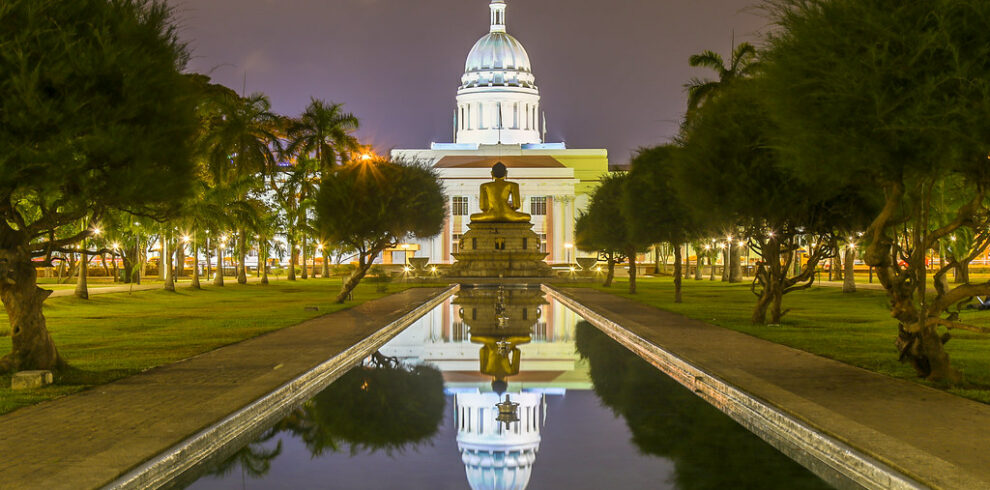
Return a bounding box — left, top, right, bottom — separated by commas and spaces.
555, 287, 990, 489
0, 287, 447, 490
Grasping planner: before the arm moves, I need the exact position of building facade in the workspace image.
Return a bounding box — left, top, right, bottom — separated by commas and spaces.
392, 0, 609, 265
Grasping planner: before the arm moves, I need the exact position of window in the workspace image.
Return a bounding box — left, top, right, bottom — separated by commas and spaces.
452, 233, 463, 252
452, 196, 469, 216
530, 196, 547, 215
538, 233, 547, 253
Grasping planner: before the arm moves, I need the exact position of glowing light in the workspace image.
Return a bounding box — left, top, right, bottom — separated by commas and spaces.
181, 235, 191, 243
951, 236, 957, 242
595, 266, 602, 272
111, 242, 120, 250
564, 243, 573, 249
430, 266, 437, 272
738, 241, 746, 247
403, 266, 412, 273
361, 153, 373, 161
317, 244, 324, 251
570, 266, 576, 272
91, 227, 102, 236
849, 243, 857, 249
767, 231, 774, 238
704, 245, 711, 250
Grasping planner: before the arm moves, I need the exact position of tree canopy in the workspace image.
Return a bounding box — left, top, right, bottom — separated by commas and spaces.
315, 159, 446, 302
0, 0, 199, 371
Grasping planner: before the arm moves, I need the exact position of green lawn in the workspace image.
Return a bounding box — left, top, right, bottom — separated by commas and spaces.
580, 277, 990, 404
0, 279, 444, 415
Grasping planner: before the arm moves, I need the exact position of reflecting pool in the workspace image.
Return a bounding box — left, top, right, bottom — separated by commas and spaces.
185, 286, 831, 489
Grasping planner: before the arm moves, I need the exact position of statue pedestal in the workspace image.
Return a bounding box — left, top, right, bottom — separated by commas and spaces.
448, 222, 553, 278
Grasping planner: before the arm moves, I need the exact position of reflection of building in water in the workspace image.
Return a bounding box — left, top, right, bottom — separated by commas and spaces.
455, 391, 546, 490
379, 291, 588, 388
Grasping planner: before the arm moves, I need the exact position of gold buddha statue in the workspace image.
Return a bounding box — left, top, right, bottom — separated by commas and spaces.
470, 162, 532, 223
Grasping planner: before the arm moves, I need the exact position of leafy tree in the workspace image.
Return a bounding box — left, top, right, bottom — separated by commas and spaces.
622, 146, 697, 303
315, 159, 445, 303
677, 80, 873, 324
764, 0, 990, 381
575, 174, 646, 293
575, 214, 625, 288
0, 0, 198, 372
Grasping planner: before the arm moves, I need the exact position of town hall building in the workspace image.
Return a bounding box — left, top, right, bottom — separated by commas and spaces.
392, 0, 609, 265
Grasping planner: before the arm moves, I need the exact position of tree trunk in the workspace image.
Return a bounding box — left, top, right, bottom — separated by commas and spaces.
109, 253, 119, 283
100, 253, 111, 279
288, 237, 297, 281
673, 243, 682, 303
134, 237, 143, 285
603, 256, 616, 287
190, 242, 201, 289
953, 262, 970, 284
301, 236, 309, 280
627, 249, 637, 294
213, 245, 224, 287
0, 259, 64, 373
831, 240, 842, 281
175, 242, 186, 279
721, 248, 729, 282
74, 252, 89, 299
653, 245, 661, 275
261, 243, 270, 285
158, 236, 166, 281
336, 256, 373, 303
709, 255, 716, 281
205, 237, 212, 281
694, 250, 703, 280
843, 247, 856, 293
237, 230, 248, 285
729, 244, 742, 283
164, 238, 175, 292
321, 246, 330, 278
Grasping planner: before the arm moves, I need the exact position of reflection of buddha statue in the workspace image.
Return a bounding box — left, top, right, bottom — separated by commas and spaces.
474, 335, 530, 390
470, 162, 531, 223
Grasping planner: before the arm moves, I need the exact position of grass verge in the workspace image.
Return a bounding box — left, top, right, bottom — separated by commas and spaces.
0, 279, 445, 415
578, 277, 990, 404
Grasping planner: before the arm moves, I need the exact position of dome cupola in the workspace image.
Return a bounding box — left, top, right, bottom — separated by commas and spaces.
455, 0, 544, 145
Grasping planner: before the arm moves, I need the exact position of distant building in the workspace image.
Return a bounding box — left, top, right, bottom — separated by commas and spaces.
392, 0, 609, 265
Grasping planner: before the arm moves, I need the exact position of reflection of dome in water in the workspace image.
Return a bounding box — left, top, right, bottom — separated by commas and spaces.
455, 391, 546, 490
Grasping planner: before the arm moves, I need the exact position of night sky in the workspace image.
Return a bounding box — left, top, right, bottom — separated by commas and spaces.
169, 0, 767, 164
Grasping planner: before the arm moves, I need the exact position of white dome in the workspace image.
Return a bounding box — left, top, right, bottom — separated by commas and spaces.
461, 32, 537, 89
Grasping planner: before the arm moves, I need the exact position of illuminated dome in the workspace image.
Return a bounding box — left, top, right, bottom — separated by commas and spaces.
455, 0, 544, 145
461, 32, 536, 89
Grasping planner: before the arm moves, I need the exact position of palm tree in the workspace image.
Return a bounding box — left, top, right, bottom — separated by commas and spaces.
286, 98, 360, 175
684, 42, 758, 115
202, 93, 282, 284
684, 42, 758, 284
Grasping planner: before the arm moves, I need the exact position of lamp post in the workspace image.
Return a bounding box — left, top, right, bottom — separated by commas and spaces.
564, 242, 573, 266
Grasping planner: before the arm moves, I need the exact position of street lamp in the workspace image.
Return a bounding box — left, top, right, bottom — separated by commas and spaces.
564, 242, 573, 264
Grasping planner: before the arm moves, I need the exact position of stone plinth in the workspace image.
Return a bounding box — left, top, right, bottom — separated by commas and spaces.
448, 222, 553, 278
11, 370, 53, 390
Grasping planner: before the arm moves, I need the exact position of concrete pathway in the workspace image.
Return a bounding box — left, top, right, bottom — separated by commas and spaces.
0, 287, 448, 490
552, 287, 990, 490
